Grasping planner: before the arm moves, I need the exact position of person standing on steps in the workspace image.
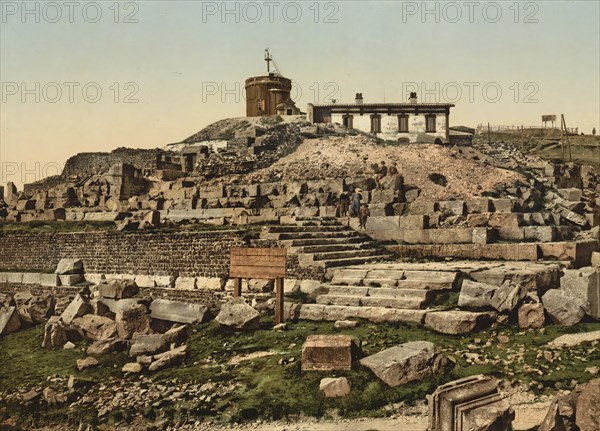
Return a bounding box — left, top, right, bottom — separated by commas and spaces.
350, 188, 363, 217
358, 203, 370, 229
338, 192, 350, 217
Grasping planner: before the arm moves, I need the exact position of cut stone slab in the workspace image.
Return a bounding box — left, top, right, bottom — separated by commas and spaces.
542, 290, 586, 326
359, 341, 446, 387
424, 311, 495, 335
150, 299, 208, 324
547, 330, 600, 348
0, 294, 13, 308
98, 280, 139, 299
215, 299, 260, 330
0, 306, 21, 336
87, 338, 122, 356
59, 274, 82, 286
458, 280, 496, 308
115, 304, 150, 339
320, 377, 351, 397
517, 303, 545, 329
174, 277, 196, 290
60, 294, 92, 325
334, 320, 358, 329
42, 316, 67, 348
55, 258, 83, 275
40, 273, 61, 287
302, 334, 354, 371
72, 315, 117, 341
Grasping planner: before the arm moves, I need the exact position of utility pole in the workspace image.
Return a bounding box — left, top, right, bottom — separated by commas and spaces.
561, 114, 573, 162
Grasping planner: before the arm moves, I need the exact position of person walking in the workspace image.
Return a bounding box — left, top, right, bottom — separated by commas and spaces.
350, 188, 363, 217
358, 203, 370, 229
338, 192, 350, 217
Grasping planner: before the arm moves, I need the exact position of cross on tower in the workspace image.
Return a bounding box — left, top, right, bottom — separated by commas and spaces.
265, 48, 272, 73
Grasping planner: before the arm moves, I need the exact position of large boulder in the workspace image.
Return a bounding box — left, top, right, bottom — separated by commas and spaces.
129, 333, 169, 357
538, 393, 579, 431
149, 299, 208, 324
42, 316, 67, 348
55, 258, 83, 275
98, 280, 139, 299
458, 280, 496, 308
72, 315, 117, 341
489, 281, 526, 313
0, 306, 21, 336
424, 311, 495, 335
87, 338, 122, 356
215, 299, 260, 330
14, 291, 55, 323
561, 267, 600, 319
542, 290, 587, 326
319, 377, 351, 398
576, 378, 600, 431
60, 294, 92, 325
115, 304, 150, 339
359, 341, 446, 387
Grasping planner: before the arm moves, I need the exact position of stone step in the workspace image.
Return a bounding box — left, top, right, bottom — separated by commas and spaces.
322, 285, 432, 301
266, 225, 349, 233
330, 268, 458, 289
311, 248, 389, 262
294, 243, 378, 254
285, 237, 371, 247
269, 231, 364, 241
320, 254, 396, 268
285, 303, 428, 325
315, 294, 424, 309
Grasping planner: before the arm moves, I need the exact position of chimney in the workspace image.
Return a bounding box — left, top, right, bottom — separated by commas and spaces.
409, 92, 417, 104
355, 93, 363, 105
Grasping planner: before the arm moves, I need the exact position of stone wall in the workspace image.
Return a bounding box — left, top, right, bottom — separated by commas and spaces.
62, 148, 161, 178
0, 230, 248, 278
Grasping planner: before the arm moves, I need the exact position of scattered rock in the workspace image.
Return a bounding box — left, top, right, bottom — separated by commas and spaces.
20, 389, 40, 403
302, 335, 355, 371
63, 341, 76, 350
43, 387, 67, 405
60, 294, 92, 325
359, 341, 446, 387
14, 292, 55, 323
148, 345, 187, 371
42, 316, 67, 349
424, 311, 495, 335
76, 356, 99, 371
122, 362, 143, 373
547, 330, 600, 348
319, 377, 351, 397
215, 299, 260, 330
87, 338, 122, 356
334, 320, 358, 329
273, 323, 287, 331
575, 379, 600, 431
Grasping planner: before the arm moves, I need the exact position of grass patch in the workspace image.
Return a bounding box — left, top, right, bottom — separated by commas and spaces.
0, 220, 115, 233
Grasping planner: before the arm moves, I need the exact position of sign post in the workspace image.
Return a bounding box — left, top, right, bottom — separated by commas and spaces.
229, 247, 287, 324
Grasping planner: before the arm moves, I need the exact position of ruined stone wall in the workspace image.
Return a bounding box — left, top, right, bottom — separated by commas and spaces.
62, 148, 162, 178
0, 230, 248, 278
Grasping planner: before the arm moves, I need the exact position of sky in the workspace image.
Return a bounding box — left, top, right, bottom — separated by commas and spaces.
1, 0, 599, 189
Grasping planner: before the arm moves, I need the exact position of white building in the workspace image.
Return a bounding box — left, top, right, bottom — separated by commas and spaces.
307, 93, 455, 143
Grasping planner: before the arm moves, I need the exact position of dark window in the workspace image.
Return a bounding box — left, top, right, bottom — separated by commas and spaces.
370, 114, 381, 133
426, 114, 436, 132
342, 114, 353, 129
287, 109, 293, 115
398, 114, 409, 132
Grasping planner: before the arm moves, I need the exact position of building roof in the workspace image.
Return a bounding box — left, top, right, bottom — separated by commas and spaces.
310, 102, 455, 108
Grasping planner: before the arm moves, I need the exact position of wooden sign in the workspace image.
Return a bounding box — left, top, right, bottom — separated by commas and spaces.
229, 247, 287, 324
542, 115, 556, 122
230, 247, 286, 279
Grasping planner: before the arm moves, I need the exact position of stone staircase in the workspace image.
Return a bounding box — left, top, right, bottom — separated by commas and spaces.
260, 217, 394, 269
286, 264, 497, 334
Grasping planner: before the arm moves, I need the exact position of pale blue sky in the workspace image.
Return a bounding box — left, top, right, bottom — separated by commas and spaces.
1, 0, 599, 188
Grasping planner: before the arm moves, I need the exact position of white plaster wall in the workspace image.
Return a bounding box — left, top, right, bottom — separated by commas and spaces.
331, 112, 448, 143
